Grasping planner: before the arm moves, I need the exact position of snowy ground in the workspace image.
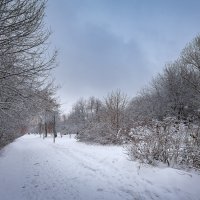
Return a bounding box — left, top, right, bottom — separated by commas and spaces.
0, 135, 199, 200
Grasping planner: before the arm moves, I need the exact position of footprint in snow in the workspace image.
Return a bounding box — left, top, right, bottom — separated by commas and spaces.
33, 162, 40, 165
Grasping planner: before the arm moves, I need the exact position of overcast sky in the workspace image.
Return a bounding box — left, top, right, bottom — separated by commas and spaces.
46, 0, 200, 113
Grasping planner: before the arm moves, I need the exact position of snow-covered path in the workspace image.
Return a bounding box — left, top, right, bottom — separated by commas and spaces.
0, 135, 199, 200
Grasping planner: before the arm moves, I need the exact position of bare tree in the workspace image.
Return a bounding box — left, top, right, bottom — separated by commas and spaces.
0, 0, 58, 147
105, 90, 128, 133
180, 35, 200, 94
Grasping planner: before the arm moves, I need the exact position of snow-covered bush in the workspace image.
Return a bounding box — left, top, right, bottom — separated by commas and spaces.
76, 122, 122, 145
127, 118, 200, 169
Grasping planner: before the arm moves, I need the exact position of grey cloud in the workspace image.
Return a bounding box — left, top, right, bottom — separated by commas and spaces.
56, 23, 152, 98
46, 0, 200, 113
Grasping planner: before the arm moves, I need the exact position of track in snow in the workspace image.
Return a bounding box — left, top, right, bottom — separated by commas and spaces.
0, 134, 199, 200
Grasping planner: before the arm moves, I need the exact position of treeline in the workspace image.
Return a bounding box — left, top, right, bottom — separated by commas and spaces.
129, 38, 200, 122
0, 0, 58, 148
63, 35, 200, 169
127, 35, 200, 169
62, 92, 128, 144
